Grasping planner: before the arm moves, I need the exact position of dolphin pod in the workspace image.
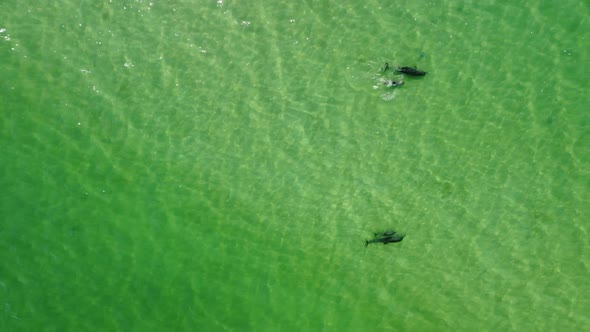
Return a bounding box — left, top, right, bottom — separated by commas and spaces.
380, 63, 427, 90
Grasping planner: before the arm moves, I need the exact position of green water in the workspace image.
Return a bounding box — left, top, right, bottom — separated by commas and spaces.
1, 0, 588, 331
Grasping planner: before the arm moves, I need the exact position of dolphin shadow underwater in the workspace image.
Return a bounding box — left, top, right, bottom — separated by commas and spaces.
365, 230, 405, 247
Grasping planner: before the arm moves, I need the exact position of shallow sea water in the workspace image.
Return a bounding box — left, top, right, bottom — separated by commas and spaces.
1, 0, 589, 331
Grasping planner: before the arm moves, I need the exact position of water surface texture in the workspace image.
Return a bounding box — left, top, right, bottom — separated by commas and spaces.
1, 0, 589, 331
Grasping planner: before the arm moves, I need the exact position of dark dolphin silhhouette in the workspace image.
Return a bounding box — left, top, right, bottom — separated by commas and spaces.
365, 232, 405, 247
396, 66, 428, 76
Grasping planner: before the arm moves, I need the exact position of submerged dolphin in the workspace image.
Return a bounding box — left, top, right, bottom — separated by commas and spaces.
365, 233, 405, 247
396, 66, 428, 76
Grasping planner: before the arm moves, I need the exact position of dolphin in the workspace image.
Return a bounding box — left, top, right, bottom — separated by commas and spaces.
396, 66, 428, 76
365, 233, 405, 246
